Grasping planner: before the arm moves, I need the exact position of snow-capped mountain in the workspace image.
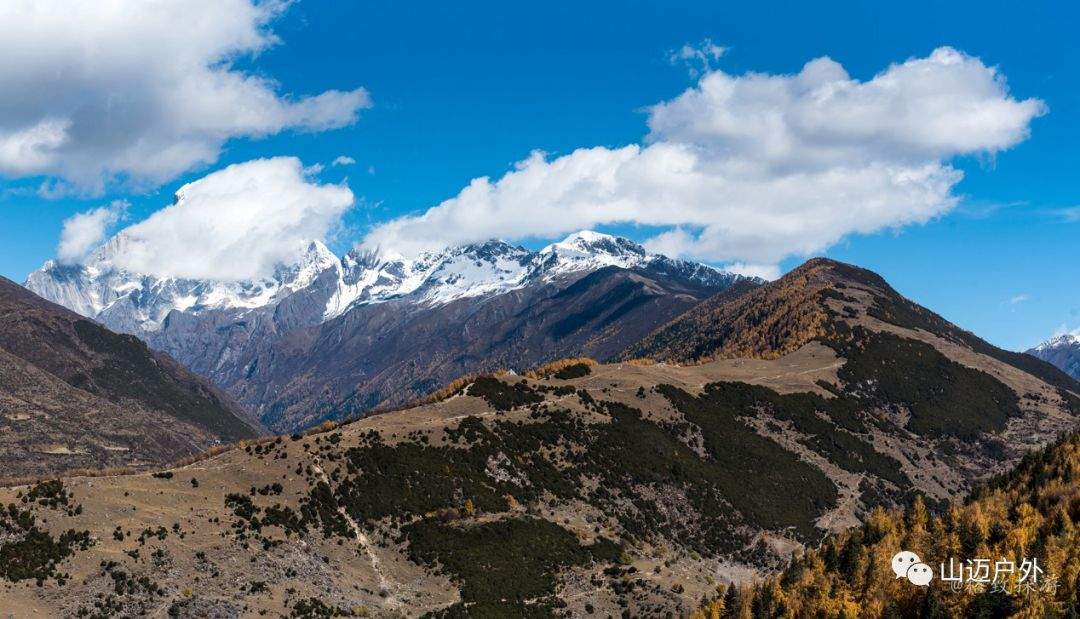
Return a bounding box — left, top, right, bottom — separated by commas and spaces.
26, 230, 743, 333
1028, 333, 1080, 380
26, 229, 753, 432
25, 233, 342, 333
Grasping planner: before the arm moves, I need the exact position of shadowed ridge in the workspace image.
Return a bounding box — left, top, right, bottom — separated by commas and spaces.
0, 276, 260, 477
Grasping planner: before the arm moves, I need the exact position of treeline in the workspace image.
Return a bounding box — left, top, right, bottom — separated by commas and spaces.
694, 431, 1080, 618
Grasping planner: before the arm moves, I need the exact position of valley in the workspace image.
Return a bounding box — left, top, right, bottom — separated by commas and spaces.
0, 7, 1074, 618
1, 258, 1076, 616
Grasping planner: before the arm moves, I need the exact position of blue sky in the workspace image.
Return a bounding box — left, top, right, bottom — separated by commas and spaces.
1, 0, 1077, 351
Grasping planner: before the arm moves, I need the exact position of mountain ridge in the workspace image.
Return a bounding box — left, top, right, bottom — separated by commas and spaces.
248, 261, 746, 431
26, 230, 748, 333
627, 257, 1080, 394
0, 276, 259, 479
1028, 332, 1080, 381
26, 231, 756, 432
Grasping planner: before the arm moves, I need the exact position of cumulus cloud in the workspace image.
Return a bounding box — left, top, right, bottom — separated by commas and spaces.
104, 157, 354, 280
362, 47, 1045, 272
0, 1, 370, 191
57, 201, 128, 264
332, 155, 357, 167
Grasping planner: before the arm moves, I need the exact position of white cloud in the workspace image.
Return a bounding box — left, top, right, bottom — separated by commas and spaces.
104, 157, 354, 280
670, 39, 727, 77
723, 262, 781, 281
1008, 293, 1031, 305
1053, 325, 1080, 339
332, 155, 357, 167
57, 201, 128, 264
0, 119, 71, 176
0, 1, 370, 192
362, 47, 1045, 273
1056, 206, 1080, 222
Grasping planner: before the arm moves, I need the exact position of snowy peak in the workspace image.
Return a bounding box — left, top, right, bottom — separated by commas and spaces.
325, 231, 741, 314
26, 229, 748, 332
25, 238, 345, 332
456, 239, 531, 262
536, 231, 648, 275
547, 230, 647, 257
1027, 332, 1080, 381
272, 240, 340, 292
529, 230, 745, 292
81, 230, 137, 269
410, 240, 532, 305
1033, 332, 1080, 352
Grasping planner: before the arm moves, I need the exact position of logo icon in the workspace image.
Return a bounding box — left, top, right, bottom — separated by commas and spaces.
907, 562, 933, 586
891, 550, 934, 586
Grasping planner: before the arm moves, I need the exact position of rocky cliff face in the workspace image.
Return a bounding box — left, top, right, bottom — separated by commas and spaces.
27, 231, 752, 431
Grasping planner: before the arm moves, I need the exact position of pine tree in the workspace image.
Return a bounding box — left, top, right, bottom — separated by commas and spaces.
691, 431, 1080, 618
722, 583, 739, 619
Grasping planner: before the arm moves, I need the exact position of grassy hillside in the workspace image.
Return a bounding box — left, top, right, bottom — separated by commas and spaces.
0, 342, 1074, 616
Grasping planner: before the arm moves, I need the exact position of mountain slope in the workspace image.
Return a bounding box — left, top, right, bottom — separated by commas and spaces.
710, 429, 1080, 617
1, 260, 1076, 616
630, 258, 1080, 455
627, 257, 1079, 392
249, 262, 744, 431
27, 231, 752, 432
0, 352, 902, 616
1028, 333, 1080, 381
0, 276, 259, 479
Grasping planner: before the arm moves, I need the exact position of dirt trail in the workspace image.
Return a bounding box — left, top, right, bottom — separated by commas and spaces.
310, 458, 402, 611
757, 360, 844, 381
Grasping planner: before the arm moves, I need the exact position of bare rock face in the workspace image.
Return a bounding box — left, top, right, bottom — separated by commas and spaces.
27, 231, 753, 432
0, 276, 259, 479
